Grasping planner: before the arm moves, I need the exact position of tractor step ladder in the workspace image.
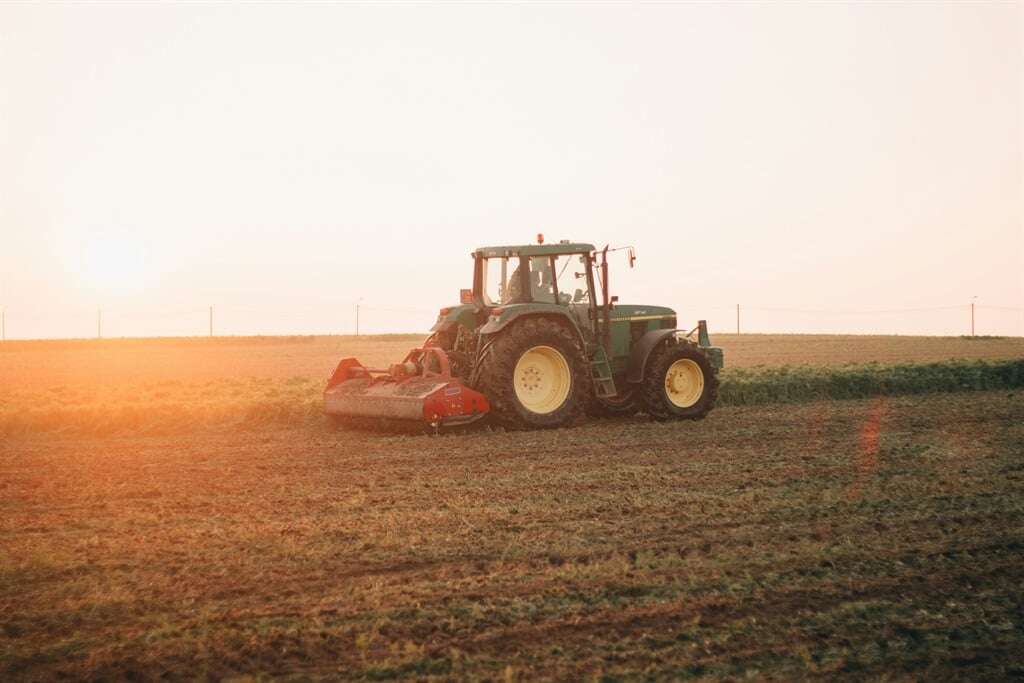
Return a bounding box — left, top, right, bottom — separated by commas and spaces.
590, 347, 617, 398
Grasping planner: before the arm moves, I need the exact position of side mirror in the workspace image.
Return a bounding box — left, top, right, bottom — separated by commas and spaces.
629, 248, 636, 268
460, 289, 473, 304
573, 288, 585, 303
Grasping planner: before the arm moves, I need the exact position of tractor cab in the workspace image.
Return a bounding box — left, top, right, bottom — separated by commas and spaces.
465, 239, 688, 377
473, 241, 597, 310
472, 242, 600, 350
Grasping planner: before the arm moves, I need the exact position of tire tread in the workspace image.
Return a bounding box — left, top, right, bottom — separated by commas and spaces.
640, 341, 719, 421
473, 318, 587, 429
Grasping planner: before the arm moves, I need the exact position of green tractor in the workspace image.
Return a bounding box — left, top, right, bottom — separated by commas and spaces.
324, 237, 723, 429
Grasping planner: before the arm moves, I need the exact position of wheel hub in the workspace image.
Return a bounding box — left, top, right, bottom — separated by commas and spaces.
513, 345, 571, 414
665, 358, 704, 408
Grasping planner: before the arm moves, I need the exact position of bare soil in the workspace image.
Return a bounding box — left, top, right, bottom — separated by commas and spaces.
3, 390, 1022, 679
2, 334, 1022, 679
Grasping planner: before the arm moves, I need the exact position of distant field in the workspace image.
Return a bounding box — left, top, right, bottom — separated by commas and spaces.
3, 332, 1022, 387
1, 333, 1021, 436
2, 334, 1023, 679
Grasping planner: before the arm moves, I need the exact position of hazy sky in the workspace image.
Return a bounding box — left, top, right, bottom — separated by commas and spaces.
1, 1, 1021, 338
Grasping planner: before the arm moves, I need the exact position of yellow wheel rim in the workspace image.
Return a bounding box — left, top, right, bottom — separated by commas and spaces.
513, 345, 571, 414
665, 358, 704, 408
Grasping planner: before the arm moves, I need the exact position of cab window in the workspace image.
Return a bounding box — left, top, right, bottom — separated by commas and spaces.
482, 257, 510, 305
528, 256, 557, 304
556, 254, 590, 305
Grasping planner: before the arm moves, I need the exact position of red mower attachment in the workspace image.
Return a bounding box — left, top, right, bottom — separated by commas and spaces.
324, 346, 490, 428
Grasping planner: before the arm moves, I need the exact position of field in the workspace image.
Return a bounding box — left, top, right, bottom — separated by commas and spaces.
2, 333, 1023, 437
2, 334, 1023, 679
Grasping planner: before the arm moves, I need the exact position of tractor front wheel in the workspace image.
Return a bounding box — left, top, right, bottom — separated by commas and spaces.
640, 342, 719, 421
474, 318, 586, 429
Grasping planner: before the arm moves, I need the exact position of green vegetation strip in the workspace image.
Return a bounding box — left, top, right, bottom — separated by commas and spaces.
719, 358, 1024, 406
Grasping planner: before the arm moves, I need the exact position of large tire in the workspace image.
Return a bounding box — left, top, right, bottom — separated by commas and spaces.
474, 318, 587, 429
640, 341, 719, 421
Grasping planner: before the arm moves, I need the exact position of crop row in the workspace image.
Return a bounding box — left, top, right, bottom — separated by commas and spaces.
719, 358, 1024, 405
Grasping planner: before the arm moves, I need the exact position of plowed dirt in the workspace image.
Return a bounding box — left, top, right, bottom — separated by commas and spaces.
2, 335, 1022, 679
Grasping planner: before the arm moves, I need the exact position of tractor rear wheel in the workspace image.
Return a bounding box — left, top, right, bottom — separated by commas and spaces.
640, 341, 719, 421
474, 318, 586, 429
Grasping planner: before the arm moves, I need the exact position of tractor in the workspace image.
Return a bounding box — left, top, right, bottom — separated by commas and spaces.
325, 237, 723, 429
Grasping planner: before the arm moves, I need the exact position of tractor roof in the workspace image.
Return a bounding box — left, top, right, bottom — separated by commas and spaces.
474, 242, 596, 258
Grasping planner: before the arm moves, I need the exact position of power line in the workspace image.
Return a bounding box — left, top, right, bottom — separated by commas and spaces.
978, 305, 1024, 312
0, 300, 1019, 340
741, 305, 967, 315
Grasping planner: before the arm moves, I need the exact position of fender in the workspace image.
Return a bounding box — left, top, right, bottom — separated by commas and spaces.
429, 319, 457, 333
478, 306, 586, 345
626, 329, 680, 384
430, 304, 481, 333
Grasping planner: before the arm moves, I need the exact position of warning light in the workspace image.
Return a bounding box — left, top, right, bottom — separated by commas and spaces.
537, 233, 544, 244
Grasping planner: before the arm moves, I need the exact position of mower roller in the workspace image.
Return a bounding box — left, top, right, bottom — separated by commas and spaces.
324, 346, 490, 427
325, 237, 724, 430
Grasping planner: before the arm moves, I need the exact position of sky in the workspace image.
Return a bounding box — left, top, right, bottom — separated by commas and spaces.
1, 1, 1021, 339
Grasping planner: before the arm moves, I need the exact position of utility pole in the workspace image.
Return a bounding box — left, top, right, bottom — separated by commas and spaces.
736, 304, 740, 335
209, 306, 213, 337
